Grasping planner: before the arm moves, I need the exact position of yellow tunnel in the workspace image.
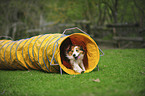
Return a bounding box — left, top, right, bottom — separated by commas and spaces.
0, 33, 100, 75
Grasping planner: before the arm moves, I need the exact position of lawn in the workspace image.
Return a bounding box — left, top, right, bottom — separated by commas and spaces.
0, 49, 145, 96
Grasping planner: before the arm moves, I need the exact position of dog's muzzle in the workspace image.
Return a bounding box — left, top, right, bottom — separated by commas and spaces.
73, 54, 78, 60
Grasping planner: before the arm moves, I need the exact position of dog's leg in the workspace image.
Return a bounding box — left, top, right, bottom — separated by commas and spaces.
73, 63, 83, 73
80, 62, 85, 71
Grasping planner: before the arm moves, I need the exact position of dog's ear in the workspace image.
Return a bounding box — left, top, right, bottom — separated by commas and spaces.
66, 45, 71, 53
80, 46, 85, 52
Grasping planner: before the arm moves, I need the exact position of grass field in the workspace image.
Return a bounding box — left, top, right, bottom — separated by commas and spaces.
0, 49, 145, 96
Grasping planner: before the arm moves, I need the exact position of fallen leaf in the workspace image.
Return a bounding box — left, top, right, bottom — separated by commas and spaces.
93, 78, 100, 82
104, 65, 107, 67
141, 71, 145, 74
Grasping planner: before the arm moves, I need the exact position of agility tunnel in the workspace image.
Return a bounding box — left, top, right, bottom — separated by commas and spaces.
0, 27, 100, 75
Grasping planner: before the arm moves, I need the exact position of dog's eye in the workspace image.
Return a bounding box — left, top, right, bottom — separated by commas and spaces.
71, 50, 73, 52
76, 50, 79, 52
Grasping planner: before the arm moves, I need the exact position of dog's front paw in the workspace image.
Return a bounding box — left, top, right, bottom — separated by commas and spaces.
83, 69, 86, 72
73, 66, 83, 73
74, 69, 83, 73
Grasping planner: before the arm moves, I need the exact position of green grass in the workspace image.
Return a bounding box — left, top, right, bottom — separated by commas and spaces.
0, 49, 145, 96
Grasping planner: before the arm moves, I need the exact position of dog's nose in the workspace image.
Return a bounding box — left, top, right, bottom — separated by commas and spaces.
73, 54, 78, 60
73, 54, 76, 57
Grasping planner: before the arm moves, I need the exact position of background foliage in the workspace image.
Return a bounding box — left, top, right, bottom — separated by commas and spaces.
0, 0, 145, 47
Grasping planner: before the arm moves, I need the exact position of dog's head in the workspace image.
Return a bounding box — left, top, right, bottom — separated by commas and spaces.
66, 45, 85, 60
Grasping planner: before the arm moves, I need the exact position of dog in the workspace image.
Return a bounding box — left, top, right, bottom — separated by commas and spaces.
66, 45, 85, 73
